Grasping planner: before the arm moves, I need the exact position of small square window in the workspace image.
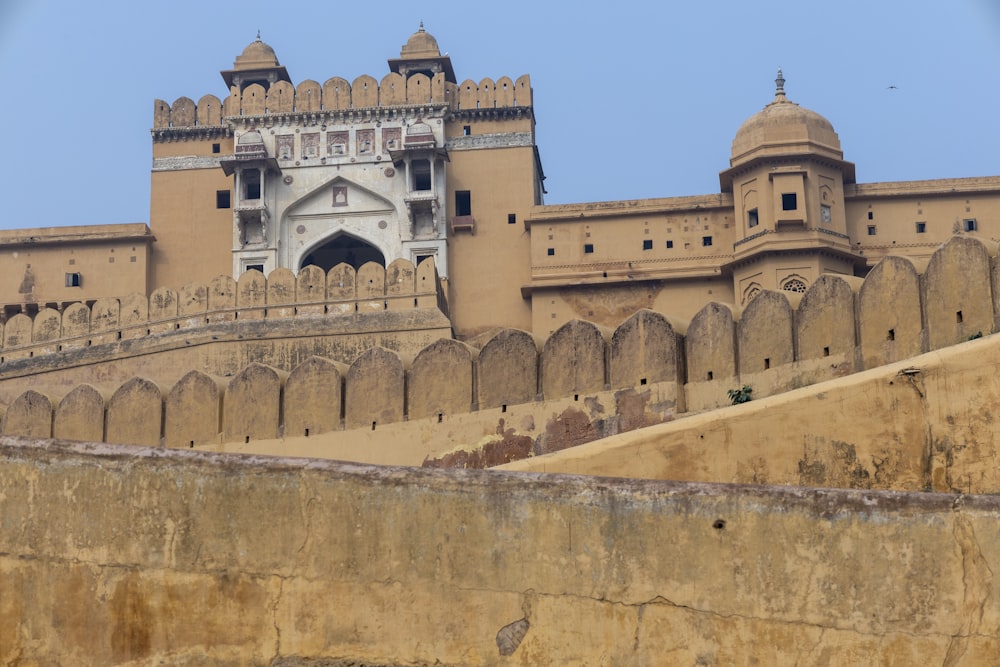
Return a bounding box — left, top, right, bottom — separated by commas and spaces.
867, 225, 877, 236
547, 248, 555, 256
642, 239, 653, 250
868, 211, 874, 220
583, 243, 594, 253
702, 236, 713, 247
915, 222, 926, 233
666, 240, 674, 249
748, 208, 759, 227
964, 218, 977, 232
782, 193, 797, 211
508, 213, 516, 225
216, 190, 231, 209
463, 125, 471, 136
212, 143, 221, 154
65, 272, 82, 287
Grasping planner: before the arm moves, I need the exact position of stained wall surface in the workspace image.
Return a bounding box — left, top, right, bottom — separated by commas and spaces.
2, 438, 998, 666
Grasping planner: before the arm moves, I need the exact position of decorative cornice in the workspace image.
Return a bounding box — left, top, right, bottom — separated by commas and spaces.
447, 106, 534, 121
151, 125, 232, 142
152, 156, 224, 172
228, 104, 449, 129
446, 132, 534, 151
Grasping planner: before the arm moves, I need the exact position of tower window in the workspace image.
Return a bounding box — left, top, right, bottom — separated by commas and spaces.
915, 222, 926, 233
868, 211, 874, 220
546, 248, 555, 256
666, 240, 674, 248
508, 213, 516, 225
584, 243, 594, 253
455, 190, 472, 216
964, 218, 978, 232
412, 159, 431, 191
781, 193, 797, 211
212, 143, 221, 154
216, 190, 231, 209
65, 272, 82, 287
748, 208, 759, 227
463, 125, 471, 136
867, 225, 877, 236
243, 170, 261, 200
642, 239, 653, 250
702, 236, 713, 247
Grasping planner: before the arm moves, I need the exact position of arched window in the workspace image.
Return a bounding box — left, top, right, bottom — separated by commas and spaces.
782, 277, 807, 293
742, 282, 762, 305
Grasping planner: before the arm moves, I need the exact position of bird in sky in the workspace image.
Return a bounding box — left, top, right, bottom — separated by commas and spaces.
887, 85, 899, 90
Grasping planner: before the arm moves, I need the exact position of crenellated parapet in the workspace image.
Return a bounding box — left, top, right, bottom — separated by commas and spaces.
3, 237, 999, 453
152, 74, 532, 134
0, 258, 443, 359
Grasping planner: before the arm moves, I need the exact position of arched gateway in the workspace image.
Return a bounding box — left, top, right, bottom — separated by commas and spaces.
300, 234, 385, 272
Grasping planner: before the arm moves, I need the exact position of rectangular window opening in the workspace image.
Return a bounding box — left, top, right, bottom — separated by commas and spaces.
915, 222, 926, 233
764, 358, 771, 370
455, 190, 472, 216
868, 211, 874, 220
748, 208, 759, 228
412, 159, 432, 191
887, 328, 895, 341
964, 218, 978, 232
243, 170, 261, 200
666, 240, 674, 249
508, 213, 516, 224
707, 371, 714, 381
957, 310, 964, 324
642, 239, 653, 250
640, 378, 647, 386
867, 225, 877, 236
65, 272, 82, 287
546, 248, 555, 256
584, 243, 594, 253
212, 143, 221, 154
823, 346, 830, 357
463, 125, 471, 136
781, 193, 797, 211
501, 404, 507, 413
702, 236, 713, 247
245, 264, 264, 273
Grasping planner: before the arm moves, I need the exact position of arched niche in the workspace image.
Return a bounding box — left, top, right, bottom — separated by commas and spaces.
300, 233, 385, 273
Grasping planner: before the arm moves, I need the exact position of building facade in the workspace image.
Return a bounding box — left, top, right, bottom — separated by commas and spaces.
0, 28, 998, 340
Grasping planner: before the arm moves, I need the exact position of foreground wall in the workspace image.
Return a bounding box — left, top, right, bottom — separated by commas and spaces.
2, 437, 999, 665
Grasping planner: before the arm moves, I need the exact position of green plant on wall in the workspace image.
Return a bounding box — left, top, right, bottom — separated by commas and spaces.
728, 385, 753, 405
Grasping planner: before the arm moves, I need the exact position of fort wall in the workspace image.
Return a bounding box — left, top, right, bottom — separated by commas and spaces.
2, 437, 998, 664
153, 74, 532, 130
0, 237, 998, 454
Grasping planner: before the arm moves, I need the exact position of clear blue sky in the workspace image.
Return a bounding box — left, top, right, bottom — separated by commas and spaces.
1, 1, 998, 230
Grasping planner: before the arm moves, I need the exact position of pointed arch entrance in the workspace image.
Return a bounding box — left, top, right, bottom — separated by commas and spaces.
300, 234, 385, 272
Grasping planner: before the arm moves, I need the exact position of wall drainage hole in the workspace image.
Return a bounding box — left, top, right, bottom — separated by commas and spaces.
712, 519, 726, 530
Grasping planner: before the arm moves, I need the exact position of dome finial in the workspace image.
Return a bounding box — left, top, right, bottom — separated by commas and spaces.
775, 68, 785, 95
419, 20, 425, 31
256, 29, 261, 41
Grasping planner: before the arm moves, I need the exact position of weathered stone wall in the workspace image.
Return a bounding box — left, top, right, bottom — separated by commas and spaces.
3, 238, 1000, 456
1, 437, 998, 665
502, 332, 1000, 495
